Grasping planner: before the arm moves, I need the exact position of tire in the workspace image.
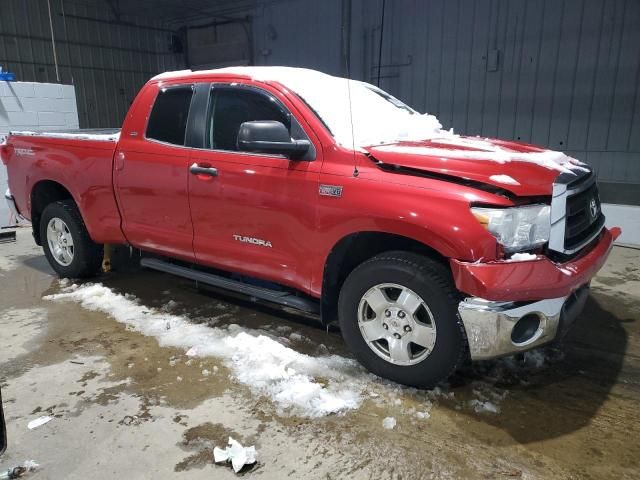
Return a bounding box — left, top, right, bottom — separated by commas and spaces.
40, 200, 103, 278
338, 251, 467, 388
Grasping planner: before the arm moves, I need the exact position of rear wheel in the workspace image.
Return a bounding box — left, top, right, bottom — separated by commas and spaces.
40, 200, 103, 278
338, 251, 467, 388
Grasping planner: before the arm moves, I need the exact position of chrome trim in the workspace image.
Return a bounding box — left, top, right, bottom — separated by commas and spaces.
4, 188, 26, 222
459, 295, 568, 360
549, 169, 604, 254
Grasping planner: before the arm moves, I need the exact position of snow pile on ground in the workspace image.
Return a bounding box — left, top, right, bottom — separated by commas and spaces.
469, 399, 500, 414
469, 380, 509, 414
44, 283, 364, 417
382, 416, 397, 429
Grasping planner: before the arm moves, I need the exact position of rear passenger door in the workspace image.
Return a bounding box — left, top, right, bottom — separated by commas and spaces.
114, 85, 196, 261
188, 84, 322, 291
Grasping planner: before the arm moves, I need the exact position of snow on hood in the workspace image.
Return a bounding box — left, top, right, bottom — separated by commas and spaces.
365, 136, 590, 196
371, 136, 589, 174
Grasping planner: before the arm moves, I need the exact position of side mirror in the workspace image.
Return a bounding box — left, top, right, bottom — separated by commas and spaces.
0, 386, 6, 455
237, 121, 310, 159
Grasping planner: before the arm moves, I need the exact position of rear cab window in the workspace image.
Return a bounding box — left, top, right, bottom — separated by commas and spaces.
146, 86, 194, 146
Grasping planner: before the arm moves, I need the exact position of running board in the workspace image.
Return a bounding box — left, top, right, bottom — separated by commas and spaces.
0, 230, 16, 244
140, 257, 320, 314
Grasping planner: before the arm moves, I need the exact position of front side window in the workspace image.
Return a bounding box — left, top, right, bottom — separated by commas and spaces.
206, 87, 292, 151
146, 86, 193, 146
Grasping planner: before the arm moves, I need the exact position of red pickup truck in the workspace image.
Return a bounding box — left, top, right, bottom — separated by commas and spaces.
2, 67, 620, 387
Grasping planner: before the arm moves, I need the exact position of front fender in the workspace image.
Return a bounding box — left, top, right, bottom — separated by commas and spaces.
309, 172, 508, 295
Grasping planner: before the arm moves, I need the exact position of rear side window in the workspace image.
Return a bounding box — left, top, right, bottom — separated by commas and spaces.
146, 86, 193, 145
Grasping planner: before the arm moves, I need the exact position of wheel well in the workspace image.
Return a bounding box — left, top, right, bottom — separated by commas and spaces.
320, 232, 450, 325
31, 180, 74, 245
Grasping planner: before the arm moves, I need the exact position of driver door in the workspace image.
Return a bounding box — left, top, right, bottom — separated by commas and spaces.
188, 84, 321, 291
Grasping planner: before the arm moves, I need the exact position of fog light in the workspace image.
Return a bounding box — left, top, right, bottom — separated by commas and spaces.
511, 313, 542, 345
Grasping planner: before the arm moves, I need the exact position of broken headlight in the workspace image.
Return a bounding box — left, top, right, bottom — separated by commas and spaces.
471, 204, 551, 253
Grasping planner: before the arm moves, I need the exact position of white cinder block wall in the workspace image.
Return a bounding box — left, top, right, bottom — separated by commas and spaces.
0, 81, 79, 226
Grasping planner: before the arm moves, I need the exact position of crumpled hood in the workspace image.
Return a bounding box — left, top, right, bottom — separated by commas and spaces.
364, 136, 590, 197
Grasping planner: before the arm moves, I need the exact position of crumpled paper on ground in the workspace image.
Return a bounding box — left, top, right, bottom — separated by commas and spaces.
0, 460, 39, 479
213, 437, 257, 473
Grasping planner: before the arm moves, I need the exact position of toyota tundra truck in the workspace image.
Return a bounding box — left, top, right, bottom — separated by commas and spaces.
2, 67, 620, 388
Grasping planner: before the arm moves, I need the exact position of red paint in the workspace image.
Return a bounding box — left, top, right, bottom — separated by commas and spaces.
364, 140, 558, 197
451, 228, 621, 301
4, 70, 618, 302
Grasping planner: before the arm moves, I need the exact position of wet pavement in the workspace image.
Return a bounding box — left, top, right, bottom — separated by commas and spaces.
1, 228, 639, 479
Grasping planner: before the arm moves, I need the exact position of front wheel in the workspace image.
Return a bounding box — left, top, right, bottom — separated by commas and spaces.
40, 200, 103, 278
338, 251, 467, 388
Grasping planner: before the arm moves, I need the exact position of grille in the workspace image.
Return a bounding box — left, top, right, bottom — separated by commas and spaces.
564, 182, 604, 251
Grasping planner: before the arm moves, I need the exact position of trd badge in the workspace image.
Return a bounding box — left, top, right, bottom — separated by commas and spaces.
319, 184, 343, 198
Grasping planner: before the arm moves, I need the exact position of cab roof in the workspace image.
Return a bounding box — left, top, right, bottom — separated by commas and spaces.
151, 66, 337, 86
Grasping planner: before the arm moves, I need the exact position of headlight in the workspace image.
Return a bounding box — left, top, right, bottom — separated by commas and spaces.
471, 204, 551, 252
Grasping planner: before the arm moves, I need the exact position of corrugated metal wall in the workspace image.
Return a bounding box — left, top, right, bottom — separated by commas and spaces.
252, 0, 345, 75
354, 0, 640, 187
0, 0, 182, 128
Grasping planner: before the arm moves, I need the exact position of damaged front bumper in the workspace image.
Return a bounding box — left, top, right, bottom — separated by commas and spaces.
458, 286, 589, 360
453, 227, 621, 360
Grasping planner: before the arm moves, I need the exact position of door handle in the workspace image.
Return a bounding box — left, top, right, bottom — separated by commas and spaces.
189, 163, 218, 177
115, 151, 125, 171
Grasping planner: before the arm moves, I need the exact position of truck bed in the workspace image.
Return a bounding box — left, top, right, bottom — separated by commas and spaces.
4, 127, 125, 245
10, 128, 120, 142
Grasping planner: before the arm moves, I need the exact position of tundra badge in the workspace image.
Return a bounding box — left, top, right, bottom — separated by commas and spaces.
233, 235, 273, 248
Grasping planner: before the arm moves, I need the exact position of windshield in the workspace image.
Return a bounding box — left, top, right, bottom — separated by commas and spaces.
289, 77, 446, 149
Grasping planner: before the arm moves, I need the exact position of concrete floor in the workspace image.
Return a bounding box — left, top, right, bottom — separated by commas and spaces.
1, 228, 639, 479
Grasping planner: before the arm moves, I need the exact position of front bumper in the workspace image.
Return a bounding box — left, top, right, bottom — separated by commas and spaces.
459, 285, 589, 360
453, 227, 621, 360
4, 188, 26, 222
450, 227, 620, 302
